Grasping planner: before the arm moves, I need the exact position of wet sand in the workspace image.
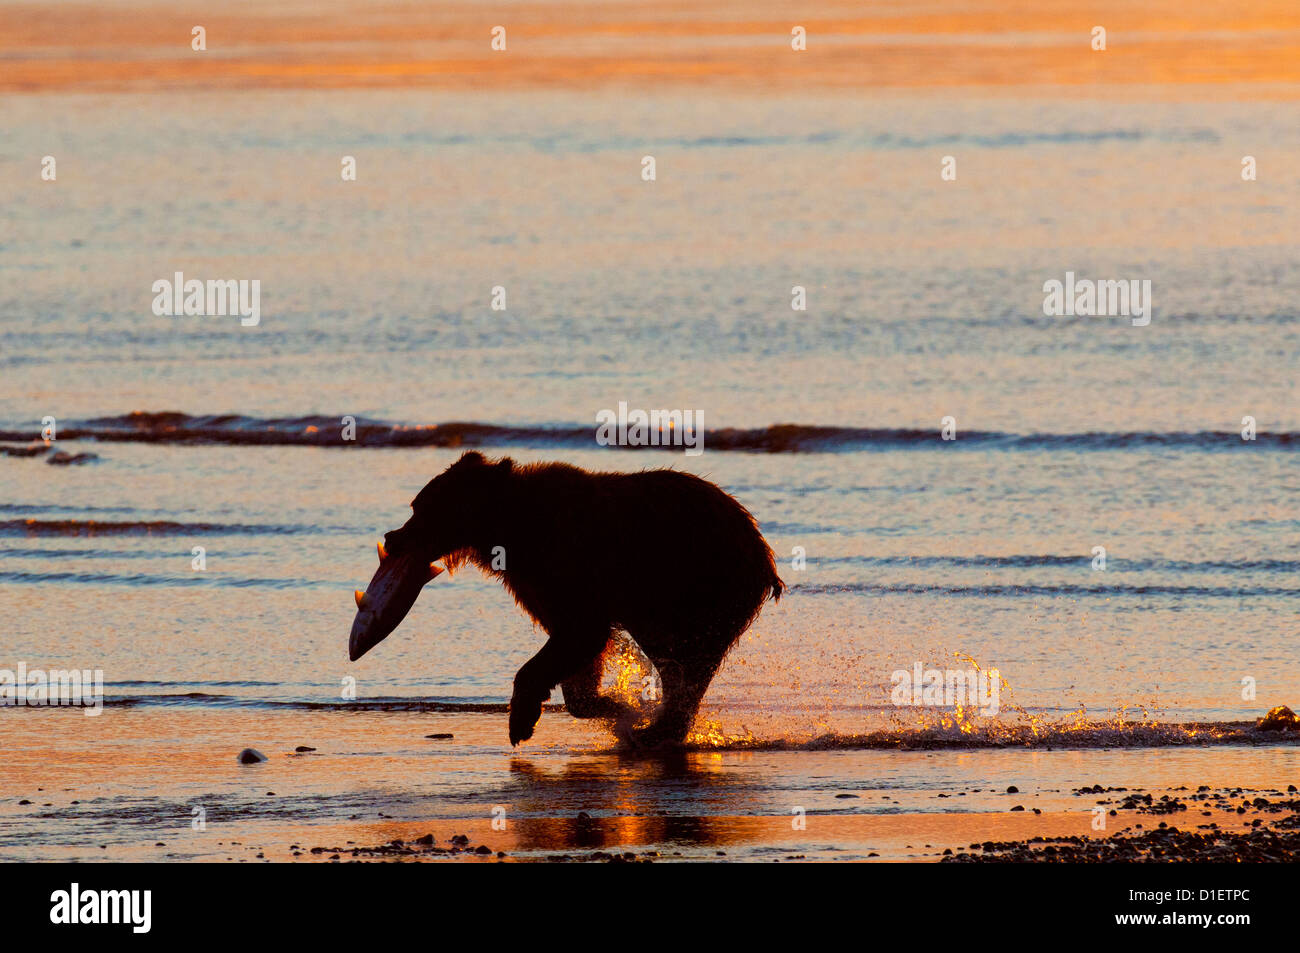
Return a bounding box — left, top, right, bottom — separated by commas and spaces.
4, 706, 1297, 862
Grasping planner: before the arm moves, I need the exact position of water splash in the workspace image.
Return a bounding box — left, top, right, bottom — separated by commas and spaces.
682, 652, 1296, 751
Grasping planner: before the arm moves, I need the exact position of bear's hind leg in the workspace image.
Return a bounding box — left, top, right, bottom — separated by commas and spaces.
560, 634, 637, 720
632, 645, 728, 747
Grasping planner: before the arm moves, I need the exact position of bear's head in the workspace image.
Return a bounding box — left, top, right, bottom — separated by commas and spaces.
383, 450, 513, 561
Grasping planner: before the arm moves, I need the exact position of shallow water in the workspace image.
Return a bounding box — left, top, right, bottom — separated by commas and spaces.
1, 708, 1297, 862
1, 86, 1297, 859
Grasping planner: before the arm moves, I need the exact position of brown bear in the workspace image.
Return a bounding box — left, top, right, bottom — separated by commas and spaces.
377, 451, 784, 747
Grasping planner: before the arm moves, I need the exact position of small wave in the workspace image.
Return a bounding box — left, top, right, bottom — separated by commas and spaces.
0, 444, 99, 464
300, 126, 1219, 155
0, 518, 311, 537
685, 720, 1300, 752
47, 450, 99, 465
0, 503, 138, 515
0, 444, 46, 458
0, 569, 334, 588
563, 127, 1220, 153
1, 413, 594, 450
101, 694, 513, 712
830, 555, 1300, 573
792, 582, 1300, 598
3, 412, 1294, 453
0, 547, 223, 560
107, 679, 282, 687
105, 692, 233, 706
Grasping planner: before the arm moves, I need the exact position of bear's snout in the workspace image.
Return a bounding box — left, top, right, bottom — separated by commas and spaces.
382, 526, 411, 555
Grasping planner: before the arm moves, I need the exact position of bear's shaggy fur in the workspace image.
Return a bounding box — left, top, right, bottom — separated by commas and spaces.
381, 451, 784, 746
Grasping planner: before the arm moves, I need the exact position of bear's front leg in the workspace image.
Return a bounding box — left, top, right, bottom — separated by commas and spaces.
508, 690, 545, 746
508, 627, 608, 745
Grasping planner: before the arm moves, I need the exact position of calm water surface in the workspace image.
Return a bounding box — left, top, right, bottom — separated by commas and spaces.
1, 89, 1297, 858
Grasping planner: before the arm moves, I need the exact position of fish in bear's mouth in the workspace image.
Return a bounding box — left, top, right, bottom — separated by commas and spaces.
348, 542, 444, 662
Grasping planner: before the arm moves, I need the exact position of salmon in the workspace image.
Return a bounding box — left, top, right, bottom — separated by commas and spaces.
348, 543, 444, 661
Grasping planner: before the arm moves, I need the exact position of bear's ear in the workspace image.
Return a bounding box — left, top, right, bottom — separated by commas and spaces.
495, 457, 515, 473
454, 450, 487, 468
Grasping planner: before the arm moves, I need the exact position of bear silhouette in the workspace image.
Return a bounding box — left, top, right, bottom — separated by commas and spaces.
379, 451, 784, 746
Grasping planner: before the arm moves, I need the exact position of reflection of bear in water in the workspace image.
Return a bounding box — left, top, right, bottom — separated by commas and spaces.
381, 451, 784, 746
